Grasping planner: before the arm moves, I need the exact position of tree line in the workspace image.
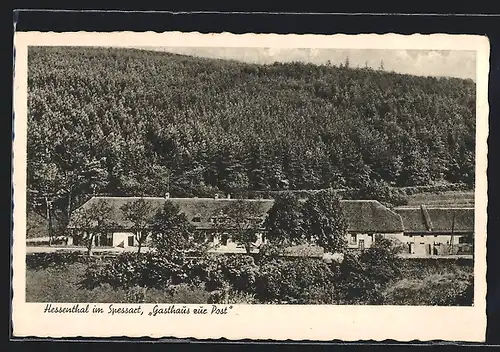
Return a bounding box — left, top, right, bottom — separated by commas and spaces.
27, 46, 476, 233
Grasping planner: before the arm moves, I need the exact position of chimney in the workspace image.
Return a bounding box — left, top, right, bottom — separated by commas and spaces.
165, 192, 170, 199
227, 194, 231, 199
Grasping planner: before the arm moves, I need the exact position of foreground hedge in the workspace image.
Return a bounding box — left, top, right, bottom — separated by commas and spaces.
81, 249, 408, 304
26, 251, 96, 270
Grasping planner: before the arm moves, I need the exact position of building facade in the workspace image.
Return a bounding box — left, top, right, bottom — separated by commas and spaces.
394, 205, 474, 255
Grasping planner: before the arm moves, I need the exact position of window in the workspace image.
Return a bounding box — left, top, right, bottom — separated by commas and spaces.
106, 233, 113, 247
349, 234, 357, 245
459, 234, 473, 244
221, 233, 229, 246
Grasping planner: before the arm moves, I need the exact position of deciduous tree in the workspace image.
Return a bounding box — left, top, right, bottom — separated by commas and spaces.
150, 201, 197, 256
301, 191, 347, 254
215, 199, 265, 254
263, 192, 303, 248
120, 198, 155, 254
71, 199, 114, 256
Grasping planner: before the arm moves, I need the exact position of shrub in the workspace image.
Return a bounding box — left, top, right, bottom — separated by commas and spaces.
360, 235, 402, 284
225, 290, 259, 304
165, 283, 211, 304
207, 282, 259, 304
338, 253, 383, 304
254, 257, 340, 303
124, 285, 148, 303
356, 179, 409, 207
82, 252, 187, 289
26, 251, 92, 270
382, 273, 473, 306
78, 244, 472, 305
202, 254, 259, 292
337, 237, 403, 305
82, 252, 259, 294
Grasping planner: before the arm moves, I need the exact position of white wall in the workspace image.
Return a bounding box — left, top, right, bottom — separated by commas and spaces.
346, 233, 375, 249
112, 232, 134, 248
345, 232, 406, 250
403, 233, 464, 255
209, 232, 265, 254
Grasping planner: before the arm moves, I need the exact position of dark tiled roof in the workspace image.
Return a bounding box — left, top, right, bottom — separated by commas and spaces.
394, 207, 474, 233
68, 197, 404, 233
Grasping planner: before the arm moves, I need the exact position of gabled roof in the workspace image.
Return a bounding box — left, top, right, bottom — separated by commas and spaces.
394, 206, 474, 233
68, 196, 404, 233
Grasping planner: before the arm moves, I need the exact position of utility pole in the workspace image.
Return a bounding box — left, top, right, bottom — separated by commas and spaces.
450, 211, 456, 255
167, 171, 170, 194
45, 195, 53, 246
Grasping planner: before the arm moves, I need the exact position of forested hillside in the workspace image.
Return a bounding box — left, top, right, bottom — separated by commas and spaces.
27, 46, 475, 222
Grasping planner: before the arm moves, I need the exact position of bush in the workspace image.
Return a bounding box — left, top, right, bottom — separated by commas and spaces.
201, 254, 259, 292
165, 283, 212, 304
355, 179, 409, 207
82, 252, 187, 289
78, 246, 473, 305
254, 257, 340, 303
207, 282, 259, 304
82, 252, 259, 293
360, 235, 403, 283
26, 251, 93, 270
337, 237, 403, 304
338, 253, 383, 304
382, 273, 473, 306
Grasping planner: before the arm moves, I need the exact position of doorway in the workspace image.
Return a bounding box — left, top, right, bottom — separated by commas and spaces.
358, 239, 365, 251
128, 236, 135, 247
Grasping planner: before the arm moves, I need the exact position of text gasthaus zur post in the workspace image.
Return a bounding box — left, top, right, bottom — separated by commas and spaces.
43, 304, 233, 316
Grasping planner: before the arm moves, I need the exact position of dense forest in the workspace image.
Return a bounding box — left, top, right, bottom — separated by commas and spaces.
27, 46, 476, 228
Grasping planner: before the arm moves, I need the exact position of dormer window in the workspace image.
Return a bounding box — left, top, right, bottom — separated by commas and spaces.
192, 216, 201, 223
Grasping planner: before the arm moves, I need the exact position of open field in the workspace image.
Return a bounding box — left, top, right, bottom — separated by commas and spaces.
405, 190, 474, 207
26, 262, 214, 304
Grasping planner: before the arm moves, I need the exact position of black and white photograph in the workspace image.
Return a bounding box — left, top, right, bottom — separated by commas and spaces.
12, 32, 489, 341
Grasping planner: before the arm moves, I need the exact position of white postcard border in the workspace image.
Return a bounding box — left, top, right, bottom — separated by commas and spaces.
12, 31, 489, 342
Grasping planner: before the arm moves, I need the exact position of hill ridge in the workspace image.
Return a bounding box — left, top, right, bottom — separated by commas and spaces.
27, 46, 475, 220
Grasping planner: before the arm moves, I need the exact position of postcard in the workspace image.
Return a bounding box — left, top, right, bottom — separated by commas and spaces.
12, 31, 489, 341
